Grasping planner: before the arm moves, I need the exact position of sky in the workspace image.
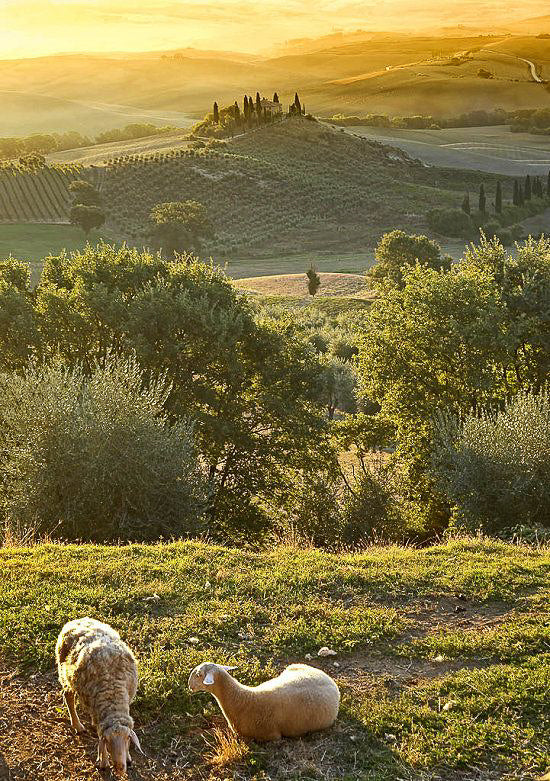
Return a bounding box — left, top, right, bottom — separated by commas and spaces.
1, 0, 549, 59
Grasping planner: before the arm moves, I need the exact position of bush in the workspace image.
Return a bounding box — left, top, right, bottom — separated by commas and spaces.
0, 355, 206, 542
433, 387, 550, 533
426, 208, 473, 237
271, 462, 402, 548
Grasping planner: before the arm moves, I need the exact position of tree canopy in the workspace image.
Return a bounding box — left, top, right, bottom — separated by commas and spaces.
150, 200, 212, 257
367, 230, 451, 287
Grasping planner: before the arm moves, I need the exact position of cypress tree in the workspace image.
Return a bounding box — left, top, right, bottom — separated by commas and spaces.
302, 103, 306, 115
306, 265, 321, 297
213, 102, 219, 123
479, 183, 486, 213
256, 92, 262, 116
534, 177, 543, 198
461, 193, 470, 215
525, 174, 532, 200
243, 95, 248, 117
234, 101, 240, 121
513, 179, 519, 206
294, 92, 302, 114
518, 183, 525, 206
495, 181, 502, 214
273, 92, 279, 103
263, 107, 268, 123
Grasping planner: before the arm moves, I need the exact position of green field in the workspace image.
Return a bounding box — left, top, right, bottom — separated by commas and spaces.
0, 224, 113, 283
0, 538, 548, 781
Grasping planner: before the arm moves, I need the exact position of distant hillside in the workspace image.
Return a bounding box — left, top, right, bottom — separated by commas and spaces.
513, 14, 550, 34
3, 33, 550, 136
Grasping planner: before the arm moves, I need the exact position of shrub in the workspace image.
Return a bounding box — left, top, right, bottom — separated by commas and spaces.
433, 387, 550, 533
0, 355, 206, 542
426, 208, 473, 237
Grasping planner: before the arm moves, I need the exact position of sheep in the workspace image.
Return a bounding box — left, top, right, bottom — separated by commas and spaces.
55, 617, 142, 774
188, 662, 340, 741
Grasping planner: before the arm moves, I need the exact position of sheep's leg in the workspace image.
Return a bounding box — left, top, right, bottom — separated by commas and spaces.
63, 691, 85, 733
97, 738, 109, 769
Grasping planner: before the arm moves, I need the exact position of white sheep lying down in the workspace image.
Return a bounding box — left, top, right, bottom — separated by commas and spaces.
55, 617, 142, 774
188, 662, 340, 741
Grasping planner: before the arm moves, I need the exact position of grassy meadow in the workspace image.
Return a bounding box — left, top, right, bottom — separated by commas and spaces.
0, 538, 548, 781
0, 224, 114, 285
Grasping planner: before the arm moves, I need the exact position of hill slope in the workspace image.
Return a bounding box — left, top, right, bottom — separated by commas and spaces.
0, 538, 548, 781
98, 117, 504, 255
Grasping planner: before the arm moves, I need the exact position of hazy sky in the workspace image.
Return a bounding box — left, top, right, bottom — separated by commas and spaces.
1, 0, 549, 59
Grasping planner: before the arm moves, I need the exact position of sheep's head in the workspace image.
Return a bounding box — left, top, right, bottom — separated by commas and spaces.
188, 662, 237, 692
98, 724, 142, 775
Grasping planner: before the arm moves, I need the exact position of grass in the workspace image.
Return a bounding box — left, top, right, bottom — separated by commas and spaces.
0, 224, 116, 284
0, 537, 548, 780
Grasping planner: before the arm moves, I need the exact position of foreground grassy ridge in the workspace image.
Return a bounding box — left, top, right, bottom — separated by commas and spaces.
1, 538, 548, 780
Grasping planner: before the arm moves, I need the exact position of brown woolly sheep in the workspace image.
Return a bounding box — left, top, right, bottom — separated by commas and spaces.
55, 617, 142, 774
188, 662, 340, 741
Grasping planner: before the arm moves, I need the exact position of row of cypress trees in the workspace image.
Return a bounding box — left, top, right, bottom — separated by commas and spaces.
212, 92, 281, 126
462, 172, 550, 215
211, 91, 305, 127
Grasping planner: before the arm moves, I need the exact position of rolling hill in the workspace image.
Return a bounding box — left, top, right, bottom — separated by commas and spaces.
95, 116, 506, 256
2, 33, 550, 136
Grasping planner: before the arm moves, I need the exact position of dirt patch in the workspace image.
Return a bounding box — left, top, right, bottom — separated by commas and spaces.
0, 669, 197, 781
403, 596, 513, 637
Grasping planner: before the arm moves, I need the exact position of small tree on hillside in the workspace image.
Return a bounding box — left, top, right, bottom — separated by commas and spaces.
495, 181, 502, 214
234, 101, 240, 121
518, 183, 525, 206
525, 174, 532, 201
461, 193, 471, 215
68, 179, 101, 207
306, 265, 321, 297
273, 92, 279, 103
150, 200, 212, 257
68, 179, 104, 237
513, 180, 520, 206
256, 92, 262, 116
213, 102, 219, 123
479, 183, 486, 214
243, 95, 249, 117
70, 204, 105, 236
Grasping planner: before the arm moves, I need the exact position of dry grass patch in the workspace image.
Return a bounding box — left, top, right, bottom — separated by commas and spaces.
233, 272, 371, 298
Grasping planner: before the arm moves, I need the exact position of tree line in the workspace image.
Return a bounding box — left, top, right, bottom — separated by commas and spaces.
0, 123, 179, 161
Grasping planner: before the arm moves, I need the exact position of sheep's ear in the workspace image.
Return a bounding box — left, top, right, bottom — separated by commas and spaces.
203, 671, 215, 685
220, 665, 237, 672
130, 730, 144, 754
